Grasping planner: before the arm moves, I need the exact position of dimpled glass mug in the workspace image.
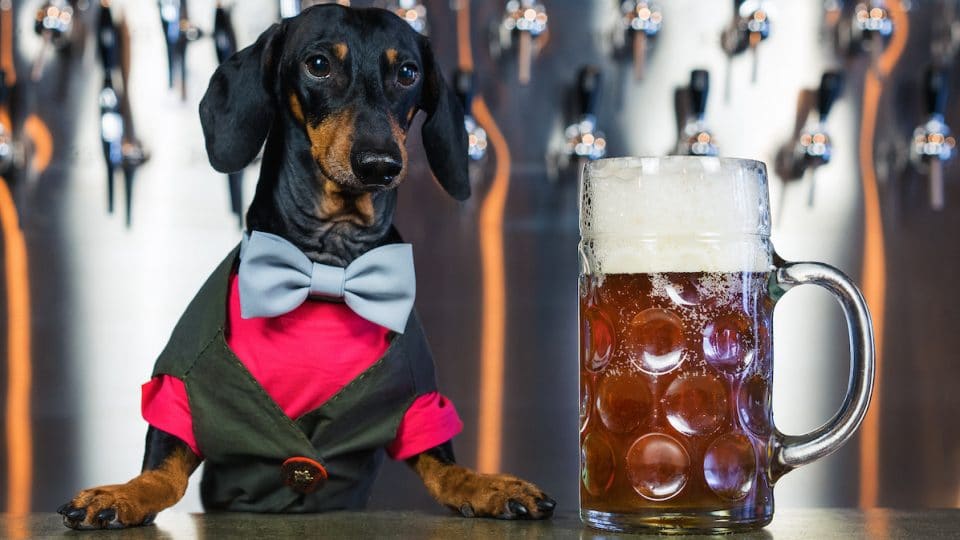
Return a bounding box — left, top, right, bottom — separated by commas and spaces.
578, 157, 875, 533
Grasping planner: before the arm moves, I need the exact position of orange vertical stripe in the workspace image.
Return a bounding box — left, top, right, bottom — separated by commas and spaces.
1, 168, 32, 516
455, 0, 473, 72
474, 97, 509, 474
857, 75, 884, 510
0, 3, 14, 87
2, 0, 33, 514
456, 0, 511, 474
857, 0, 908, 509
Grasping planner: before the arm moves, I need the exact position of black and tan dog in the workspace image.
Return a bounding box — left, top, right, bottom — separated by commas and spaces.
58, 5, 554, 529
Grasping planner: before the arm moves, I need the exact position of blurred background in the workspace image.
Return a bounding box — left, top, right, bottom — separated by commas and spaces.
0, 0, 957, 518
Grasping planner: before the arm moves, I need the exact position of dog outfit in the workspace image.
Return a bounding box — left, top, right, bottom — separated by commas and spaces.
141, 238, 462, 512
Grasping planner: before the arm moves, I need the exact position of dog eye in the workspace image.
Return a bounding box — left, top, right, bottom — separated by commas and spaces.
305, 55, 331, 78
397, 63, 419, 86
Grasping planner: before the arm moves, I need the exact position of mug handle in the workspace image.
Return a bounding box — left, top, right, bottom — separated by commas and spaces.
768, 259, 876, 481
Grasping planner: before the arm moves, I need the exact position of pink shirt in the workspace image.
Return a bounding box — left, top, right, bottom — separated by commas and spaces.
142, 272, 462, 460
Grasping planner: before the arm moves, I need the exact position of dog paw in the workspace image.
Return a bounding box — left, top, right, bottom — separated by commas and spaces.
455, 473, 556, 520
58, 486, 156, 530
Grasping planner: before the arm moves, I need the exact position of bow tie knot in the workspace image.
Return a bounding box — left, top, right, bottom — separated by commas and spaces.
237, 231, 416, 333
310, 264, 347, 299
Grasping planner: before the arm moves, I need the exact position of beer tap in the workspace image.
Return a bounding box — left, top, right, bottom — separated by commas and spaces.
850, 1, 893, 67
98, 1, 120, 215
500, 0, 548, 85
619, 1, 662, 80
99, 81, 125, 221
777, 71, 844, 206
0, 3, 33, 205
99, 1, 147, 226
676, 69, 718, 157
563, 66, 607, 164
97, 1, 118, 75
213, 3, 235, 64
0, 72, 15, 179
213, 2, 244, 228
386, 0, 427, 35
453, 69, 487, 162
911, 66, 956, 210
159, 0, 201, 101
159, 0, 181, 90
721, 0, 770, 91
32, 0, 75, 81
821, 1, 845, 47
0, 71, 27, 195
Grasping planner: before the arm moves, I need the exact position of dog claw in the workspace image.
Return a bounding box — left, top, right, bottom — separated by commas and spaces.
459, 503, 475, 518
97, 508, 117, 522
142, 514, 157, 526
507, 499, 529, 517
57, 503, 84, 525
536, 497, 556, 513
59, 504, 87, 529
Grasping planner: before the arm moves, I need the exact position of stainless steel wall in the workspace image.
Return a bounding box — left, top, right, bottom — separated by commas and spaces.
0, 0, 957, 516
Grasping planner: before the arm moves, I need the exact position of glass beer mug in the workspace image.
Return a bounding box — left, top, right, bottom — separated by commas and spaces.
578, 157, 874, 533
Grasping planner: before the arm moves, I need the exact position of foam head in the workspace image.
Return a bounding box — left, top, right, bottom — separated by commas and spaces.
580, 157, 772, 274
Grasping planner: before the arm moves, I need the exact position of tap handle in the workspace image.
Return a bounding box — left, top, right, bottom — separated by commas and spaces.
925, 66, 948, 117
690, 69, 709, 119
453, 68, 475, 113
817, 71, 844, 121
97, 3, 117, 70
213, 5, 238, 64
577, 65, 602, 117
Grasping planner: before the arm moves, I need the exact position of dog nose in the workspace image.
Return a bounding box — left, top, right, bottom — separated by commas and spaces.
350, 150, 403, 185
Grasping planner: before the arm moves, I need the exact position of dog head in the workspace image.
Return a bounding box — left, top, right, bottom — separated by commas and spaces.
199, 5, 470, 203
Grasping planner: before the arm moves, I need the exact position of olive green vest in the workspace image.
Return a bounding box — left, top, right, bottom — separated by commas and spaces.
151, 246, 440, 512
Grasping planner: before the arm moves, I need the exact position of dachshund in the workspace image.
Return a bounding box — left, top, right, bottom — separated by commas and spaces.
58, 5, 555, 529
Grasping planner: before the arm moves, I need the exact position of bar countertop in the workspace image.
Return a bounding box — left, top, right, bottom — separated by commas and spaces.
2, 509, 958, 539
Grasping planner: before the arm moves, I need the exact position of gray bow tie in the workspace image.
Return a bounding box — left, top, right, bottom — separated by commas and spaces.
237, 231, 416, 333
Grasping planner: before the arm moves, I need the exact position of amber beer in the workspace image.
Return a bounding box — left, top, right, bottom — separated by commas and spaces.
579, 157, 875, 533
579, 271, 773, 519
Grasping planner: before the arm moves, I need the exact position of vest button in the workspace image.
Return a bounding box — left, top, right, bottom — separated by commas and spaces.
281, 457, 328, 494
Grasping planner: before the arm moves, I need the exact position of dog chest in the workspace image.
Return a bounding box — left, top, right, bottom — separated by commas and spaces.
152, 247, 439, 512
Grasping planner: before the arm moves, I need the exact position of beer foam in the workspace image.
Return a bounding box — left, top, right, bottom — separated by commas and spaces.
580, 157, 772, 273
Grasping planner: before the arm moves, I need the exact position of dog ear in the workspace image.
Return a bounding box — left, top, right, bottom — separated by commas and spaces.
199, 23, 284, 173
418, 40, 470, 201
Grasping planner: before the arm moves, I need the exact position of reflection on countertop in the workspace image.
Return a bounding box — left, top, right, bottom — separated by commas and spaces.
5, 509, 960, 540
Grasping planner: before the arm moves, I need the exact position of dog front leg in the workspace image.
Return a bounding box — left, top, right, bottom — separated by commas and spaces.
408, 442, 556, 520
58, 427, 201, 529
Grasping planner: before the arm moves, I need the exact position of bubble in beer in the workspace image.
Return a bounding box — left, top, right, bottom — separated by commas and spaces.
704, 433, 757, 501
626, 433, 690, 501
583, 306, 616, 373
625, 308, 686, 374
596, 372, 653, 434
737, 374, 772, 436
702, 312, 755, 374
663, 373, 728, 436
580, 378, 592, 433
581, 432, 616, 496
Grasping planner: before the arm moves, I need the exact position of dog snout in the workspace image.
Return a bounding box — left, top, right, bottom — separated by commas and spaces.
350, 149, 403, 186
